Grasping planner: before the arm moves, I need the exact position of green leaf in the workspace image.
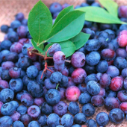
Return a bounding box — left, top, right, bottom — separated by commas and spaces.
31, 39, 45, 54
70, 32, 90, 50
77, 7, 122, 24
53, 6, 74, 27
44, 41, 76, 57
47, 10, 85, 42
99, 0, 118, 17
38, 43, 44, 50
28, 0, 52, 43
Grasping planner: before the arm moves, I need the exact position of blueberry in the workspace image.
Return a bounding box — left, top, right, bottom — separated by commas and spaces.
78, 92, 91, 104
83, 28, 95, 39
58, 87, 65, 99
10, 101, 19, 109
0, 79, 9, 91
68, 102, 79, 115
117, 90, 127, 102
91, 95, 104, 107
9, 67, 21, 78
15, 12, 24, 21
48, 43, 61, 56
49, 2, 62, 13
87, 81, 100, 95
71, 52, 85, 68
7, 31, 19, 42
13, 121, 24, 127
61, 114, 73, 127
22, 19, 28, 25
1, 25, 9, 33
0, 116, 13, 127
101, 48, 116, 61
84, 65, 96, 74
34, 97, 44, 106
108, 38, 119, 51
96, 60, 108, 73
27, 105, 41, 119
2, 61, 14, 70
28, 121, 40, 127
53, 101, 67, 116
18, 56, 32, 70
91, 2, 100, 7
27, 81, 43, 97
96, 112, 109, 126
11, 20, 21, 30
0, 50, 10, 62
106, 90, 117, 97
20, 114, 32, 126
82, 103, 95, 117
36, 70, 44, 85
74, 113, 86, 124
109, 108, 124, 124
16, 90, 28, 101
1, 102, 16, 116
86, 51, 100, 66
114, 57, 127, 69
5, 52, 18, 62
0, 88, 14, 102
11, 111, 21, 121
87, 119, 97, 127
21, 93, 33, 106
105, 29, 115, 39
22, 75, 32, 86
110, 76, 123, 91
85, 74, 98, 84
118, 6, 127, 18
45, 89, 61, 105
85, 39, 100, 51
116, 48, 127, 58
47, 113, 60, 127
60, 75, 68, 88
17, 25, 27, 38
53, 51, 65, 65
78, 84, 87, 93
22, 43, 32, 55
124, 78, 127, 90
1, 70, 11, 81
9, 78, 23, 92
100, 73, 111, 88
38, 115, 47, 126
50, 72, 62, 83
0, 40, 12, 50
106, 65, 119, 78
71, 68, 87, 84
41, 102, 53, 115
72, 125, 81, 127
17, 105, 27, 115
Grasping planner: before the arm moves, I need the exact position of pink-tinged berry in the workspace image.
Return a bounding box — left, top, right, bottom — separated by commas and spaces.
117, 33, 127, 47
118, 6, 127, 18
71, 52, 85, 68
10, 42, 23, 53
71, 68, 87, 84
53, 51, 66, 65
65, 86, 80, 101
120, 102, 127, 113
0, 79, 9, 91
34, 98, 44, 106
27, 105, 41, 119
2, 61, 14, 70
119, 30, 127, 35
11, 111, 21, 121
110, 76, 123, 91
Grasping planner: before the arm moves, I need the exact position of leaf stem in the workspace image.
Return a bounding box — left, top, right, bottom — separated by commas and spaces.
56, 83, 59, 89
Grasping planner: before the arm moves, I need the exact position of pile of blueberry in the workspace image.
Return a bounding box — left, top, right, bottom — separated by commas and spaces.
0, 0, 127, 126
